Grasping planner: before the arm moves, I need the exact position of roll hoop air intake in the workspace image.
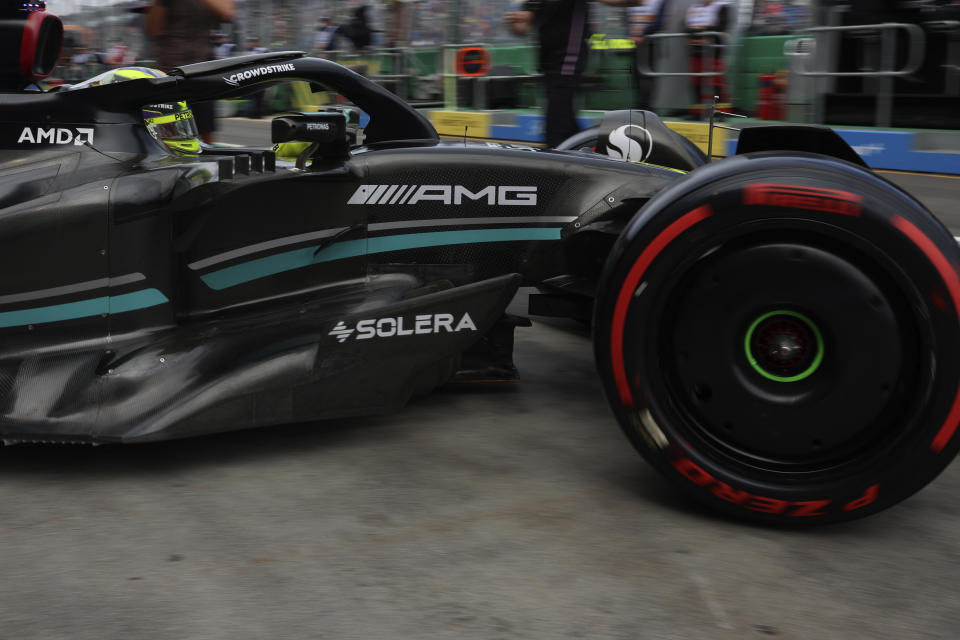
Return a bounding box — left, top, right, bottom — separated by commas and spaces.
0, 1, 63, 91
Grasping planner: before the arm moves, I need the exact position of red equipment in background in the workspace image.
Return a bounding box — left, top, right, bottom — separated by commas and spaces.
757, 71, 787, 120
455, 47, 491, 77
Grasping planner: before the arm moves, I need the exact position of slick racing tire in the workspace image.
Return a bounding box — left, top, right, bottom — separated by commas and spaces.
594, 152, 960, 524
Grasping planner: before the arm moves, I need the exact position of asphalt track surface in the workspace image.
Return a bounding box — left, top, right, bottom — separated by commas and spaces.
2, 119, 959, 640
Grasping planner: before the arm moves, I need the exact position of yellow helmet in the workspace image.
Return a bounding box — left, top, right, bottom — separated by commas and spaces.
141, 100, 201, 155
71, 67, 201, 156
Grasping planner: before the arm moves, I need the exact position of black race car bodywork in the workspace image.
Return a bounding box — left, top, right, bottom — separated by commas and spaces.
4, 4, 960, 523
0, 51, 683, 443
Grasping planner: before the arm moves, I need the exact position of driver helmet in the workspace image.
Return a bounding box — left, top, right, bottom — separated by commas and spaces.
70, 67, 201, 156
141, 100, 201, 155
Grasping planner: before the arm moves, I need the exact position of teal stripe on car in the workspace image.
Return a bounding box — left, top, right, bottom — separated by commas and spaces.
109, 289, 170, 314
0, 288, 169, 328
200, 227, 563, 290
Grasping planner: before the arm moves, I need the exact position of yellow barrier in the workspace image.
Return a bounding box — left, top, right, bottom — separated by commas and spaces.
665, 121, 729, 157
428, 110, 492, 138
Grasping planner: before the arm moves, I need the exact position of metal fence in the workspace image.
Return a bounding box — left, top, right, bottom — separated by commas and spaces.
799, 22, 926, 127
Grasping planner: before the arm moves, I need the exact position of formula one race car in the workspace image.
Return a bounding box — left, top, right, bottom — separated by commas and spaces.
3, 2, 960, 524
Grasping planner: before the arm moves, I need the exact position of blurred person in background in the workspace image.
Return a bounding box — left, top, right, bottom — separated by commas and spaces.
388, 0, 415, 47
246, 35, 269, 54
627, 0, 667, 45
685, 0, 732, 114
343, 4, 373, 51
505, 0, 625, 147
314, 17, 341, 54
504, 0, 590, 147
106, 41, 134, 67
214, 31, 236, 58
70, 45, 91, 67
752, 0, 784, 35
626, 0, 669, 108
244, 35, 269, 119
69, 45, 105, 82
782, 0, 810, 31
146, 0, 237, 143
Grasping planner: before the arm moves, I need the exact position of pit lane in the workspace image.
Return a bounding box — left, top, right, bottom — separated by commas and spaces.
1, 119, 958, 639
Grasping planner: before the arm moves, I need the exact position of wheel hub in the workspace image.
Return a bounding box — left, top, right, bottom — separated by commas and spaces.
745, 311, 824, 382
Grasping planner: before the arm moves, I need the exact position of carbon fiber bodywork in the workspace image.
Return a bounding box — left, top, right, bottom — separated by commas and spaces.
0, 52, 683, 442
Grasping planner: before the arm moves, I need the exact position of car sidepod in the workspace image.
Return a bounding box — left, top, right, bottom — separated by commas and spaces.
0, 272, 519, 444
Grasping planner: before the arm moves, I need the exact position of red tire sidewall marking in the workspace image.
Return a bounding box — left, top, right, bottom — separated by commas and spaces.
609, 205, 712, 407
891, 214, 960, 453
743, 183, 863, 217
669, 453, 881, 518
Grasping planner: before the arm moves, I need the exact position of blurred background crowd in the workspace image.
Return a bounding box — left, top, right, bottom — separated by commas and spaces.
51, 0, 822, 64
42, 0, 960, 132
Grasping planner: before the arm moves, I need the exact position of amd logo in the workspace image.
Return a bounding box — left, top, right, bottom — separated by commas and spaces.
329, 312, 477, 342
348, 185, 538, 206
18, 127, 95, 146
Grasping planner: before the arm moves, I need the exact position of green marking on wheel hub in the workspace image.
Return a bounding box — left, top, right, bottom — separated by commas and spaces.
744, 310, 824, 383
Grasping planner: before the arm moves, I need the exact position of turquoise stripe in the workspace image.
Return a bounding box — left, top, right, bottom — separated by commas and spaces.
0, 288, 169, 329
109, 289, 170, 314
366, 228, 560, 253
200, 228, 562, 290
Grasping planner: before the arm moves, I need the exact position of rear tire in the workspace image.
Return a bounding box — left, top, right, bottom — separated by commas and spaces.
594, 153, 960, 524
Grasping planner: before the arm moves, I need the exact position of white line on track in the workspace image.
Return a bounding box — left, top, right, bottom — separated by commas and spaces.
691, 573, 734, 631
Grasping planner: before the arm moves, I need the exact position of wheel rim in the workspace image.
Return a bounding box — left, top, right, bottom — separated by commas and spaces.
640, 230, 924, 474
